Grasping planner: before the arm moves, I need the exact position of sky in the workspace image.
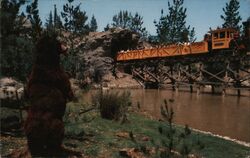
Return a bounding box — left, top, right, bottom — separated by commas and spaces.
22, 0, 250, 40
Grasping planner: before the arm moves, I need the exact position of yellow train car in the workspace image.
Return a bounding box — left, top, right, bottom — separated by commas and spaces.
116, 41, 209, 61
116, 27, 238, 62
210, 28, 237, 50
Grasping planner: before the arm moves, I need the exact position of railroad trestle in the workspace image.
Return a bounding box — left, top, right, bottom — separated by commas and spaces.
116, 51, 250, 96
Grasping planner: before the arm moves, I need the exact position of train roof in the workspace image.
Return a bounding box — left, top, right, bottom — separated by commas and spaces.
209, 28, 237, 33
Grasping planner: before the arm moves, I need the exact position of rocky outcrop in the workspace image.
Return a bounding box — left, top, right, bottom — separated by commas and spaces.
70, 28, 146, 88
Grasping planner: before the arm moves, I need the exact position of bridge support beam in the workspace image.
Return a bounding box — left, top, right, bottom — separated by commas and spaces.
188, 65, 193, 93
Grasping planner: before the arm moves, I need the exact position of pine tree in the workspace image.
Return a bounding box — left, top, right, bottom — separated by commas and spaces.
45, 5, 63, 31
112, 10, 147, 38
54, 5, 62, 29
112, 10, 131, 29
26, 0, 42, 40
61, 0, 89, 35
1, 0, 33, 81
89, 15, 98, 32
131, 12, 148, 38
154, 0, 195, 44
45, 11, 53, 30
60, 0, 89, 78
104, 24, 110, 31
221, 0, 242, 31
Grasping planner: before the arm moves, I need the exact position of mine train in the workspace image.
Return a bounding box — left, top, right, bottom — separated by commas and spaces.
116, 21, 250, 62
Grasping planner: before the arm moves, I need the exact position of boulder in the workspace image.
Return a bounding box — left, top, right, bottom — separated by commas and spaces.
0, 77, 24, 100
63, 28, 151, 88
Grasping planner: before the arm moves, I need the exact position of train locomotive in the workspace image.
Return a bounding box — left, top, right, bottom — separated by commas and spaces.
116, 20, 250, 62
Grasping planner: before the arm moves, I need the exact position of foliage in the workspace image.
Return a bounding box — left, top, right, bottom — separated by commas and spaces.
221, 0, 242, 31
61, 0, 89, 35
159, 99, 175, 157
63, 102, 95, 137
154, 0, 196, 44
45, 11, 53, 30
159, 99, 204, 157
26, 0, 42, 41
45, 5, 63, 31
112, 10, 148, 38
0, 0, 33, 81
61, 49, 85, 79
104, 23, 110, 31
2, 105, 250, 157
60, 0, 90, 78
53, 5, 63, 30
0, 0, 26, 36
93, 91, 132, 121
89, 15, 98, 32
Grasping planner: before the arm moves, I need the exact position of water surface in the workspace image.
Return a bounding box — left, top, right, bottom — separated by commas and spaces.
82, 89, 250, 143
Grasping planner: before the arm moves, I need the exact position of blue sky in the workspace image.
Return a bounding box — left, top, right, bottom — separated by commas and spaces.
23, 0, 250, 40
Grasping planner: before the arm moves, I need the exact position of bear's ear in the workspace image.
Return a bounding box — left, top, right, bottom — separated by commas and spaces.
59, 43, 68, 56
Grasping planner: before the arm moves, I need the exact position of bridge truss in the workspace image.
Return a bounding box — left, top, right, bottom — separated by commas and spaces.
116, 50, 250, 96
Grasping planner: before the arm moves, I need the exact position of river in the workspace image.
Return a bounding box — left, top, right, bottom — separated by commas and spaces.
82, 89, 250, 143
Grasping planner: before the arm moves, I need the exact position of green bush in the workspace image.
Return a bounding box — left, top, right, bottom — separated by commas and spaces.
93, 90, 131, 121
159, 99, 204, 157
63, 102, 95, 137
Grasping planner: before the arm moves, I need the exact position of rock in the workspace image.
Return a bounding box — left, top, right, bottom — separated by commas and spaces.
63, 28, 151, 88
119, 148, 145, 158
0, 78, 24, 100
116, 131, 130, 138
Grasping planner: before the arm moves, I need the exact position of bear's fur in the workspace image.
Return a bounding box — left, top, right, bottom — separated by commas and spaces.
24, 33, 76, 157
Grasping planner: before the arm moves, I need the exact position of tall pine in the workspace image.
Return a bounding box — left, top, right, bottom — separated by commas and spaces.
45, 11, 53, 30
220, 0, 242, 31
111, 10, 147, 38
154, 0, 195, 44
45, 5, 62, 31
54, 5, 62, 29
26, 0, 42, 40
89, 15, 98, 32
61, 0, 89, 35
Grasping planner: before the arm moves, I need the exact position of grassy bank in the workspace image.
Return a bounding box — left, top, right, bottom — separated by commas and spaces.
62, 102, 250, 158
1, 102, 250, 158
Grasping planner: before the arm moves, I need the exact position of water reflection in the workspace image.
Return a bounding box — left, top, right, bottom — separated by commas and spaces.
82, 89, 250, 142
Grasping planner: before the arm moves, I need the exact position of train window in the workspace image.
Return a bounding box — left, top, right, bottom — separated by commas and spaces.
220, 32, 225, 38
227, 31, 230, 38
214, 33, 218, 39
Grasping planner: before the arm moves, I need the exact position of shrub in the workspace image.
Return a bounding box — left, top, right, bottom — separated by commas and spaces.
159, 99, 204, 157
93, 90, 131, 121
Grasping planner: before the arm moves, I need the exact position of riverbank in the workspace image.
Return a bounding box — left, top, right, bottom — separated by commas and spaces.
1, 102, 250, 158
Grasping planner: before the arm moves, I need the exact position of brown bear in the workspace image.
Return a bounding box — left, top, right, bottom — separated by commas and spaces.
23, 32, 80, 157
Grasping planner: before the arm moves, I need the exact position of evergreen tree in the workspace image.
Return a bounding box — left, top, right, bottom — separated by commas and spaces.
61, 0, 89, 35
112, 10, 131, 29
54, 4, 63, 29
104, 24, 110, 31
154, 0, 195, 44
1, 0, 33, 81
131, 12, 148, 38
89, 15, 98, 32
221, 0, 242, 31
45, 5, 62, 31
45, 11, 53, 30
26, 0, 42, 40
60, 0, 89, 78
112, 10, 147, 38
1, 0, 26, 36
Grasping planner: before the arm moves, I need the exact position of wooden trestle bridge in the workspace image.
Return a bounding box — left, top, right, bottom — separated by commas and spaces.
115, 22, 250, 96
116, 50, 250, 96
